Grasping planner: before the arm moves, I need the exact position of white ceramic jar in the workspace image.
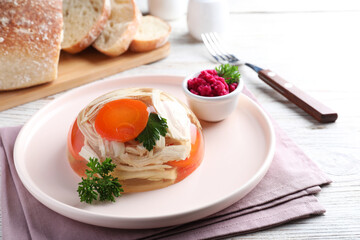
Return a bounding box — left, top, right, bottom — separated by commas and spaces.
148, 0, 188, 21
187, 0, 229, 41
135, 0, 148, 13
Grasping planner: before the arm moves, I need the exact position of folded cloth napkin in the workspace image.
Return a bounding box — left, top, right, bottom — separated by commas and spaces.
0, 88, 331, 240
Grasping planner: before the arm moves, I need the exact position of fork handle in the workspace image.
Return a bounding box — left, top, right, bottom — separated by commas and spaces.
258, 69, 338, 123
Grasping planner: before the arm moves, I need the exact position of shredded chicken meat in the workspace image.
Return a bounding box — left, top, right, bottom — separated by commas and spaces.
77, 88, 200, 182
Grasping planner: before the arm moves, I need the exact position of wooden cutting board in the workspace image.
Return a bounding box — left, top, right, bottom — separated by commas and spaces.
0, 43, 170, 112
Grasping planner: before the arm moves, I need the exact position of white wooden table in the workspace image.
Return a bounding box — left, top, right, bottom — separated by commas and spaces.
1, 1, 360, 238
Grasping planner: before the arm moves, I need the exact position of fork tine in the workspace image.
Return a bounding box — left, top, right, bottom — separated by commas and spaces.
203, 33, 229, 62
201, 33, 222, 63
202, 33, 229, 63
211, 32, 239, 62
208, 32, 239, 63
202, 32, 240, 64
206, 33, 230, 62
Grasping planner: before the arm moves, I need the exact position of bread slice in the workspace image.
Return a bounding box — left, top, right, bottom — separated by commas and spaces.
61, 0, 111, 54
0, 0, 63, 91
93, 0, 141, 57
130, 15, 171, 52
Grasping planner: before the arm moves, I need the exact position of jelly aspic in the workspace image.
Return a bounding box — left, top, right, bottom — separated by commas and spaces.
67, 88, 204, 193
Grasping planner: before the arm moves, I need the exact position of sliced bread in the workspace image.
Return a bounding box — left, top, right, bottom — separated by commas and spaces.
0, 0, 63, 91
62, 0, 111, 54
92, 0, 141, 57
129, 15, 171, 52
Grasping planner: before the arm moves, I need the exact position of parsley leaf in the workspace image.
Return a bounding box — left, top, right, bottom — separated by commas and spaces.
215, 63, 241, 84
136, 113, 168, 151
77, 158, 123, 204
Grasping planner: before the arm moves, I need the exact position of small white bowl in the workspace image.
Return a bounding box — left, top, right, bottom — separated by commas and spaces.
182, 71, 244, 122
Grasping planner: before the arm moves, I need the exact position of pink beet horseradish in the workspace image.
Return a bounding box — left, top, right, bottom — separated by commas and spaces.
183, 64, 244, 122
187, 64, 240, 97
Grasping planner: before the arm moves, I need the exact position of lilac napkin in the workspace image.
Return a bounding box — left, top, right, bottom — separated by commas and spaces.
0, 89, 331, 240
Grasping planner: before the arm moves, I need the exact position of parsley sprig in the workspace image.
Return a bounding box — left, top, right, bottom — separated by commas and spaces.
136, 113, 168, 151
77, 158, 123, 204
215, 63, 241, 84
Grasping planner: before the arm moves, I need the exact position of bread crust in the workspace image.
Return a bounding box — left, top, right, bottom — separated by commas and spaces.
92, 0, 141, 57
61, 0, 111, 54
129, 16, 171, 52
0, 0, 63, 91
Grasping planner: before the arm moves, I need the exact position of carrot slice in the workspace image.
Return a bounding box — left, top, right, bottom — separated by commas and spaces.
94, 99, 149, 142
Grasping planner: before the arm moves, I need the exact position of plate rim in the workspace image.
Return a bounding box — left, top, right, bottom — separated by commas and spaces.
14, 75, 276, 228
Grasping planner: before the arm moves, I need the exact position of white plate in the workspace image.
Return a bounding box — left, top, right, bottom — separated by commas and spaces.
14, 75, 275, 229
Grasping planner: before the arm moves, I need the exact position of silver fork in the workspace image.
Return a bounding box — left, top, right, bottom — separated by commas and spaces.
201, 32, 338, 123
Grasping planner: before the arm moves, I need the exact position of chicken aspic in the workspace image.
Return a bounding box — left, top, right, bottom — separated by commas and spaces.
67, 88, 204, 193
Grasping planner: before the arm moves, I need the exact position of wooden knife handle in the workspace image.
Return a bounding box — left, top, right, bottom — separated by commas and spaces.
258, 69, 338, 123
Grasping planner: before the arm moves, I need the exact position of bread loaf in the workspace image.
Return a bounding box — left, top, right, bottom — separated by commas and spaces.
129, 15, 171, 52
0, 0, 63, 91
92, 0, 141, 57
61, 0, 111, 54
